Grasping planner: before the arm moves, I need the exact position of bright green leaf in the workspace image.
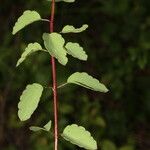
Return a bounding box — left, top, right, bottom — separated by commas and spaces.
12, 10, 41, 35
62, 124, 97, 150
101, 140, 117, 150
47, 0, 75, 2
18, 83, 43, 121
42, 32, 68, 65
67, 72, 109, 93
65, 42, 88, 61
30, 120, 52, 132
16, 42, 43, 67
119, 145, 134, 150
61, 24, 88, 33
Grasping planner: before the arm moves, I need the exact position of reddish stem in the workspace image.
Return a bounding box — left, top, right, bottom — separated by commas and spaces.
49, 1, 58, 150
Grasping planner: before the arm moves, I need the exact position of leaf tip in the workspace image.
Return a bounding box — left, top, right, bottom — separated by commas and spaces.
104, 86, 109, 93
16, 63, 19, 67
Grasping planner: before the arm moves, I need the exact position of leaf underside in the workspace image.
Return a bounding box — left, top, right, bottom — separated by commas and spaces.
30, 120, 52, 132
62, 124, 97, 150
18, 83, 43, 121
67, 72, 109, 93
42, 32, 68, 65
16, 42, 43, 67
12, 10, 41, 35
65, 42, 88, 61
47, 0, 75, 2
61, 24, 88, 33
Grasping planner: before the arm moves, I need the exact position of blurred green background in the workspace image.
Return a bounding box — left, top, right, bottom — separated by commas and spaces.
0, 0, 150, 150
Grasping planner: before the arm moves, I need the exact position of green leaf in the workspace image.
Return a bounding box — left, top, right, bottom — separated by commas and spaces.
47, 0, 75, 2
62, 124, 97, 150
29, 126, 44, 132
119, 145, 134, 150
30, 120, 52, 132
67, 72, 109, 93
16, 42, 43, 67
43, 120, 52, 131
42, 32, 68, 65
61, 24, 88, 33
65, 42, 88, 61
12, 10, 41, 35
18, 83, 43, 121
101, 140, 117, 150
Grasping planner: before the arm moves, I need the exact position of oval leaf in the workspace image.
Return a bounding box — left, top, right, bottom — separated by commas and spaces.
18, 83, 43, 121
12, 10, 41, 35
62, 124, 97, 150
16, 42, 43, 67
42, 32, 68, 65
65, 42, 88, 61
67, 72, 109, 93
30, 120, 52, 132
61, 24, 88, 33
47, 0, 75, 2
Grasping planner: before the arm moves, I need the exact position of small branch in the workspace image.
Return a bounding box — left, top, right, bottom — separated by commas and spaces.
57, 83, 68, 89
41, 19, 50, 22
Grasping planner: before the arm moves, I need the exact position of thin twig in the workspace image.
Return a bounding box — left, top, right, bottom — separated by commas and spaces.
57, 83, 68, 89
41, 19, 50, 22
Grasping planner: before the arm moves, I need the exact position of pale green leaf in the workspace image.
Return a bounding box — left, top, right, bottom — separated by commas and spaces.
29, 120, 52, 132
119, 145, 134, 150
42, 32, 68, 65
61, 24, 88, 33
47, 0, 75, 2
12, 10, 41, 35
62, 124, 97, 150
65, 42, 88, 61
43, 120, 52, 131
18, 83, 43, 121
16, 42, 43, 67
101, 140, 117, 150
29, 126, 44, 132
67, 72, 109, 93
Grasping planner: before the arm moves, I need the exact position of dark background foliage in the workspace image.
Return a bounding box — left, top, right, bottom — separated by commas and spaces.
0, 0, 150, 150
